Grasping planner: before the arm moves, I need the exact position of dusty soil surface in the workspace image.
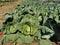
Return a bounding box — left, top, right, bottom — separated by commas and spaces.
0, 0, 23, 28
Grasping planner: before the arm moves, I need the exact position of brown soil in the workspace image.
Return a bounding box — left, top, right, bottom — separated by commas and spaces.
0, 0, 23, 29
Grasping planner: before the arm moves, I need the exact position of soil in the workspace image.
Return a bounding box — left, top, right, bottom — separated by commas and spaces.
0, 0, 23, 29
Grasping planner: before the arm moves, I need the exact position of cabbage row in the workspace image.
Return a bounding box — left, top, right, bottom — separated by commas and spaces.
0, 0, 60, 45
0, 0, 16, 2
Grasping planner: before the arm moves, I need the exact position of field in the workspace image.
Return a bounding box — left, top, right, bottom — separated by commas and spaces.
0, 0, 39, 45
0, 0, 60, 45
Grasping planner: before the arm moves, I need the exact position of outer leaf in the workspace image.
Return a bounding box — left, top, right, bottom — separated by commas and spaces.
40, 26, 54, 39
55, 15, 60, 23
16, 38, 23, 44
19, 35, 33, 44
40, 39, 52, 45
4, 13, 12, 20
